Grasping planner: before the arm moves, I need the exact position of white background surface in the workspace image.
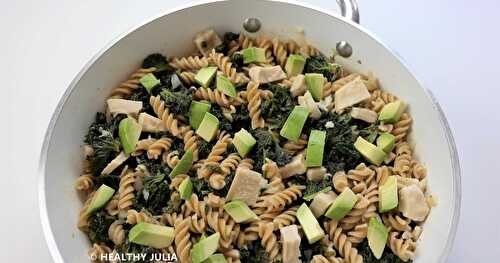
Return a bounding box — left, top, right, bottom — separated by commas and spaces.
2, 0, 499, 262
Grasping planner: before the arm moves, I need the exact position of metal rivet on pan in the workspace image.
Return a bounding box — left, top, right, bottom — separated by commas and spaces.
243, 17, 261, 33
336, 41, 353, 58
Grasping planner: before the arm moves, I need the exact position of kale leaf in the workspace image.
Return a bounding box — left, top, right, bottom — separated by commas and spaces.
94, 174, 120, 191
215, 32, 240, 54
160, 89, 193, 116
210, 105, 233, 132
240, 241, 272, 263
304, 55, 343, 82
88, 211, 115, 244
142, 53, 169, 72
84, 113, 122, 174
300, 239, 325, 263
133, 158, 172, 214
230, 53, 245, 72
192, 177, 213, 198
249, 129, 293, 171
358, 240, 412, 263
260, 84, 295, 128
304, 177, 332, 197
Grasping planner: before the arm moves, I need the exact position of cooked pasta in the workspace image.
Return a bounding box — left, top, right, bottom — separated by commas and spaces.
109, 67, 156, 99
78, 29, 433, 263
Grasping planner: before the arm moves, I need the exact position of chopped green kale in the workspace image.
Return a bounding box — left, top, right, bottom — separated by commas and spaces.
304, 55, 343, 82
192, 177, 213, 198
214, 32, 240, 54
210, 105, 233, 132
116, 239, 161, 263
249, 129, 292, 171
260, 84, 295, 128
160, 89, 193, 116
134, 168, 171, 214
84, 113, 122, 174
94, 174, 121, 191
358, 240, 412, 263
230, 53, 244, 72
240, 241, 272, 263
88, 211, 115, 244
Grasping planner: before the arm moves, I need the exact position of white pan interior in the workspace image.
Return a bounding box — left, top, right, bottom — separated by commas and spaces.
39, 0, 460, 262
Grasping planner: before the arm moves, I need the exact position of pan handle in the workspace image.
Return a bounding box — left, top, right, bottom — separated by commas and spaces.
336, 0, 360, 23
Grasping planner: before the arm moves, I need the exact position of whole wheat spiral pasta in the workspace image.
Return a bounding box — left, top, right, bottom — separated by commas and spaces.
109, 67, 156, 99
179, 71, 196, 85
324, 220, 363, 263
210, 50, 249, 85
174, 218, 192, 263
169, 56, 210, 70
193, 87, 231, 107
78, 29, 433, 262
108, 220, 125, 246
88, 243, 112, 263
246, 81, 265, 129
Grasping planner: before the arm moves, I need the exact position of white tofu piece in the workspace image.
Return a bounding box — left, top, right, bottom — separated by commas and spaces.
249, 66, 287, 84
226, 167, 265, 205
194, 28, 222, 56
280, 225, 301, 263
334, 77, 371, 113
350, 107, 378, 123
310, 191, 337, 218
279, 154, 307, 179
298, 91, 321, 119
398, 184, 430, 221
290, 74, 307, 97
306, 167, 327, 182
106, 99, 142, 117
101, 151, 128, 175
138, 112, 166, 133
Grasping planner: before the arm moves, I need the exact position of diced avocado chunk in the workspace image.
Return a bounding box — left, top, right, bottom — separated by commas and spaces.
118, 117, 142, 155
280, 106, 309, 141
195, 67, 218, 88
378, 100, 407, 124
354, 136, 386, 166
285, 54, 306, 77
379, 176, 398, 213
305, 73, 325, 101
169, 150, 193, 178
203, 254, 228, 263
376, 132, 396, 153
368, 217, 389, 259
306, 130, 326, 167
179, 177, 193, 200
242, 47, 267, 64
325, 188, 358, 220
189, 101, 211, 129
128, 222, 174, 249
191, 233, 220, 263
196, 112, 219, 142
223, 200, 258, 223
86, 184, 115, 215
216, 75, 237, 97
296, 203, 325, 244
233, 128, 256, 157
139, 73, 160, 93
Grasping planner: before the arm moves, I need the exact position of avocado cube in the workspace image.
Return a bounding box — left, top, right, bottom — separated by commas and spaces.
118, 117, 142, 155
376, 133, 396, 153
203, 254, 228, 263
179, 177, 193, 200
128, 223, 174, 249
378, 100, 407, 124
368, 217, 389, 259
86, 184, 115, 215
354, 136, 386, 166
306, 130, 326, 167
296, 203, 325, 244
305, 73, 325, 101
189, 101, 211, 129
325, 188, 358, 220
216, 75, 237, 97
139, 73, 160, 93
280, 106, 310, 141
379, 176, 398, 213
233, 128, 256, 157
223, 200, 259, 223
196, 112, 219, 142
195, 67, 218, 88
191, 233, 220, 263
285, 54, 306, 77
242, 47, 267, 64
169, 150, 193, 178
